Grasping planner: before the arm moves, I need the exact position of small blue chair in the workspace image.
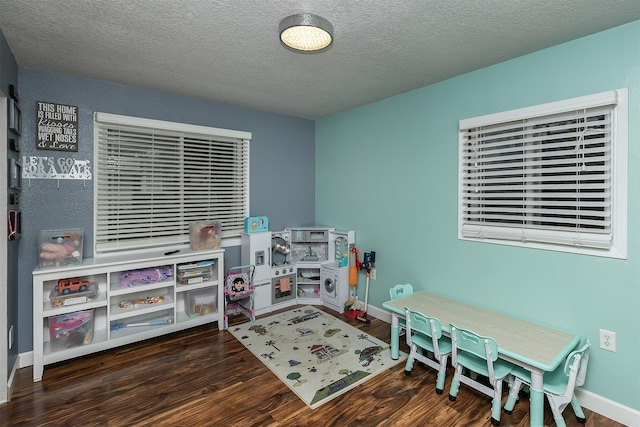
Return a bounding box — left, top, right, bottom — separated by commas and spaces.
449, 324, 514, 426
389, 284, 414, 335
504, 339, 591, 427
403, 308, 452, 394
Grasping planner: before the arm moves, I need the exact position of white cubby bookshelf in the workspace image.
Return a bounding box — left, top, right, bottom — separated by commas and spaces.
32, 248, 224, 381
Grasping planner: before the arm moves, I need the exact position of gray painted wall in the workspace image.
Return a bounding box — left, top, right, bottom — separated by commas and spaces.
17, 67, 316, 354
1, 29, 19, 379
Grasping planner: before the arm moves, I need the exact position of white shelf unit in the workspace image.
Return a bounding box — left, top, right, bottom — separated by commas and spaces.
296, 263, 322, 303
32, 248, 224, 382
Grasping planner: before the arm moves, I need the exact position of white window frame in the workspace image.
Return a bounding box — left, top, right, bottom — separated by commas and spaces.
93, 112, 251, 255
458, 89, 627, 259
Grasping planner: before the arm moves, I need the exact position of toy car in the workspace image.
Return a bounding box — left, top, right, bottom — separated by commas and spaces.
56, 277, 90, 294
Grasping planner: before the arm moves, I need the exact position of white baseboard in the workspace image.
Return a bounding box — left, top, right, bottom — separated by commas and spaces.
367, 304, 640, 427
575, 388, 640, 427
1, 355, 22, 404
19, 351, 33, 369
7, 356, 20, 400
367, 304, 393, 324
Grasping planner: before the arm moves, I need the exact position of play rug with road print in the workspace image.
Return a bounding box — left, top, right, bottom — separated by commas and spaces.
228, 306, 406, 409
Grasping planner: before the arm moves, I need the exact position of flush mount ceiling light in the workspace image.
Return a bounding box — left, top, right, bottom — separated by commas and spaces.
279, 13, 333, 52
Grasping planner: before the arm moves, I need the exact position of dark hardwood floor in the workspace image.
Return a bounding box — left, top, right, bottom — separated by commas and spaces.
0, 305, 624, 426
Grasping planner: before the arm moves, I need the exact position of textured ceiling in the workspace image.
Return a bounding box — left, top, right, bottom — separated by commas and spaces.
1, 1, 638, 119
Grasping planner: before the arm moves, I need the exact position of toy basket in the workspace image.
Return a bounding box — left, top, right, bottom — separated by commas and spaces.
224, 264, 255, 329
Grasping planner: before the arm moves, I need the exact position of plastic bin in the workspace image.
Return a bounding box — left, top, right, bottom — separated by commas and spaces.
189, 221, 221, 250
38, 229, 84, 268
50, 284, 98, 308
49, 309, 94, 351
186, 288, 217, 317
177, 260, 214, 286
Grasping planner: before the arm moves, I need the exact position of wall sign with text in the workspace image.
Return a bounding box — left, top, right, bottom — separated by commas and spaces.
37, 101, 78, 152
22, 156, 92, 181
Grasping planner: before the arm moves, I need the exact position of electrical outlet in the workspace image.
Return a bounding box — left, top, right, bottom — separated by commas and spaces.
370, 268, 376, 280
599, 329, 616, 352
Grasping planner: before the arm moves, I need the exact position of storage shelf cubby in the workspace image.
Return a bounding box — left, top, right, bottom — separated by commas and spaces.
296, 265, 321, 301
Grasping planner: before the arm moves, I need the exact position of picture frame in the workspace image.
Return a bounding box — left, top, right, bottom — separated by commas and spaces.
9, 192, 19, 205
9, 159, 22, 190
9, 84, 19, 102
9, 99, 21, 135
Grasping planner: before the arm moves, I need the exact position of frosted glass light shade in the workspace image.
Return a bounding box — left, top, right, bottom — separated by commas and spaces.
279, 13, 333, 52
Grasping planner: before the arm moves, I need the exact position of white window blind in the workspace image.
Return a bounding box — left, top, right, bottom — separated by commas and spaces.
94, 112, 251, 253
459, 89, 627, 257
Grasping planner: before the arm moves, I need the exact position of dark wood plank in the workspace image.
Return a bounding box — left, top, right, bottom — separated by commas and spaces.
0, 305, 624, 426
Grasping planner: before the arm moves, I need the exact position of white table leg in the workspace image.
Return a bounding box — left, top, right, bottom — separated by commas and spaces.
390, 313, 399, 359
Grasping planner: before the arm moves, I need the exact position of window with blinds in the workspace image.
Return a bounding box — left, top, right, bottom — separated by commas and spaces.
94, 112, 251, 253
458, 89, 627, 258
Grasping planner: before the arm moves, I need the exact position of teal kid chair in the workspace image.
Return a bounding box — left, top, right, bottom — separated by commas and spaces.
449, 324, 514, 426
503, 339, 591, 427
403, 308, 452, 394
389, 284, 414, 335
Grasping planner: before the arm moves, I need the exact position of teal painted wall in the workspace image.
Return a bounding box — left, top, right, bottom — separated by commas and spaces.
317, 21, 640, 410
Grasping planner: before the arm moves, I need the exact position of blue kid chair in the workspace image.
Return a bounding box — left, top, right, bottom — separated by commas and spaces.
389, 284, 414, 335
404, 308, 452, 394
503, 339, 591, 427
449, 324, 515, 426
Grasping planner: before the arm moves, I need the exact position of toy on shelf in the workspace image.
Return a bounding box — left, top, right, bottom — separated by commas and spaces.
50, 284, 98, 308
224, 264, 255, 329
120, 266, 173, 288
110, 316, 173, 331
56, 277, 90, 294
118, 295, 165, 309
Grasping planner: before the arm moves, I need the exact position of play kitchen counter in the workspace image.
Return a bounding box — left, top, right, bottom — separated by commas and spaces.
32, 248, 224, 381
242, 228, 354, 314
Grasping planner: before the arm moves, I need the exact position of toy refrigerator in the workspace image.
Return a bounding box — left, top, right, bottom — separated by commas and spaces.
241, 232, 272, 315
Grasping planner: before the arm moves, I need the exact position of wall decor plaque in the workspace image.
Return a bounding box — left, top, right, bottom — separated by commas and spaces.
9, 99, 21, 135
9, 84, 19, 101
37, 101, 78, 152
22, 156, 92, 181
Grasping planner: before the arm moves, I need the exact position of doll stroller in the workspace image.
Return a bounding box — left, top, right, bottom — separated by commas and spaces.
224, 264, 255, 329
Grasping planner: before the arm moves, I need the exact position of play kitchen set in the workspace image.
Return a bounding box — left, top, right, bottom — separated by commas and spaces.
241, 217, 355, 316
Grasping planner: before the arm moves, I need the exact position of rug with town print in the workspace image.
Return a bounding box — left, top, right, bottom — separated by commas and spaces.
228, 305, 406, 409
